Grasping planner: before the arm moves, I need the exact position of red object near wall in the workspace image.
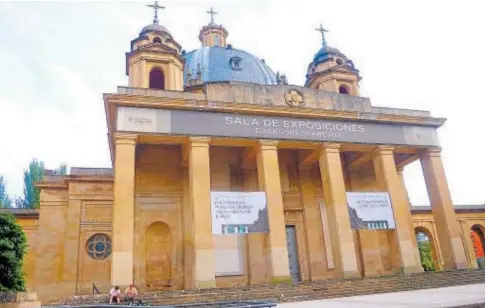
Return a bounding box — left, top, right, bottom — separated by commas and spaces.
470, 230, 484, 258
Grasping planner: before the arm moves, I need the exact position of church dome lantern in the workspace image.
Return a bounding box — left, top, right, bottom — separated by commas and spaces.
183, 7, 279, 87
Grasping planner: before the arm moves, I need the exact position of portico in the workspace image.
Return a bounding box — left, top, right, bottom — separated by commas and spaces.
104, 83, 466, 287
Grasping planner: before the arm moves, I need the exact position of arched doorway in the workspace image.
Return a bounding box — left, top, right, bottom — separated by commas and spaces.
145, 222, 172, 287
470, 225, 485, 268
415, 227, 439, 271
149, 67, 165, 89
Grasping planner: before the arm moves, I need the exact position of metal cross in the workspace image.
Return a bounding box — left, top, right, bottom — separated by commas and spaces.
315, 24, 329, 44
147, 1, 165, 25
207, 7, 217, 24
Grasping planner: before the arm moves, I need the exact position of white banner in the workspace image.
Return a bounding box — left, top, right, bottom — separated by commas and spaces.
346, 192, 396, 230
211, 191, 269, 235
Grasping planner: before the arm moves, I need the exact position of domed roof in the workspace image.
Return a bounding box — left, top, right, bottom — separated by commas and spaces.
183, 46, 278, 86
140, 23, 171, 36
312, 43, 345, 65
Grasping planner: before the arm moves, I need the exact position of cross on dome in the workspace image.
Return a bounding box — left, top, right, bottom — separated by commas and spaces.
207, 7, 217, 24
315, 24, 329, 45
147, 1, 165, 25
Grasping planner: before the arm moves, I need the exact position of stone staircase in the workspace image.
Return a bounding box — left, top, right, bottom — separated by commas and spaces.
52, 269, 485, 306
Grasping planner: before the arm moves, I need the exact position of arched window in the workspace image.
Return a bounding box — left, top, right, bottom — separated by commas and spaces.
214, 35, 220, 46
149, 68, 165, 90
153, 37, 162, 44
338, 85, 350, 95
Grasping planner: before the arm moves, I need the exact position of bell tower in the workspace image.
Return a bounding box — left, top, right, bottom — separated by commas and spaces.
305, 25, 361, 96
126, 1, 184, 91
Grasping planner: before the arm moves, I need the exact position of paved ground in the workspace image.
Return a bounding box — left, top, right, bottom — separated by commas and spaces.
277, 283, 485, 308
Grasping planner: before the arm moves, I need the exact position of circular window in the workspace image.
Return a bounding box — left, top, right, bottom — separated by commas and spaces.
336, 58, 343, 65
86, 233, 112, 260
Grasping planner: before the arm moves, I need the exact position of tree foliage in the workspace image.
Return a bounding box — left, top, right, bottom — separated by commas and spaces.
418, 240, 435, 271
53, 163, 67, 175
0, 176, 12, 208
0, 212, 27, 291
21, 159, 44, 209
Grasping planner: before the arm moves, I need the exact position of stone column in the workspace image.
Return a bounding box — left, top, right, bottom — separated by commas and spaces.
243, 167, 269, 284
111, 133, 137, 286
188, 137, 216, 288
372, 146, 423, 273
420, 148, 467, 269
256, 140, 291, 283
318, 143, 359, 277
396, 167, 423, 269
298, 167, 328, 280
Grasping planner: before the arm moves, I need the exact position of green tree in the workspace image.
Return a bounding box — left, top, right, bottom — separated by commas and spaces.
22, 159, 44, 209
0, 176, 12, 208
53, 163, 68, 175
0, 212, 27, 291
418, 240, 435, 271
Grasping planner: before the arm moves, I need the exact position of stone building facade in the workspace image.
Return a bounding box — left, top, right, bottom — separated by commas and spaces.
6, 5, 485, 302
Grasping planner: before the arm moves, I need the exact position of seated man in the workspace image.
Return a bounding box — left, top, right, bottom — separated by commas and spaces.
109, 286, 121, 305
124, 284, 139, 304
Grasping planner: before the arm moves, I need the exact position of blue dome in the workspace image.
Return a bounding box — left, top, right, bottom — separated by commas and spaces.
183, 46, 277, 86
312, 44, 344, 65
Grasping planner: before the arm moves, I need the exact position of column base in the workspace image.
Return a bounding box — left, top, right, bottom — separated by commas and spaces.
402, 265, 424, 274
343, 270, 361, 279
195, 280, 217, 289
270, 276, 293, 285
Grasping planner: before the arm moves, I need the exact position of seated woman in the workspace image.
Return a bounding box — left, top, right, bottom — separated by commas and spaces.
109, 286, 121, 305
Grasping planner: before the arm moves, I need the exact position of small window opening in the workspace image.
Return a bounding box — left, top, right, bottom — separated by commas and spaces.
229, 56, 243, 71
149, 68, 165, 90
153, 37, 162, 44
338, 85, 350, 94
336, 58, 343, 65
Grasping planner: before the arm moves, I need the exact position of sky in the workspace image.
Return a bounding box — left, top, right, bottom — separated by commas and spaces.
0, 0, 484, 206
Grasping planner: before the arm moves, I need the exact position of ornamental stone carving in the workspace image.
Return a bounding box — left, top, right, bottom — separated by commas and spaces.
284, 89, 304, 107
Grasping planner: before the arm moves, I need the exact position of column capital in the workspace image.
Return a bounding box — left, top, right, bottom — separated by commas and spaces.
114, 133, 137, 145
189, 136, 211, 147
396, 167, 404, 175
321, 143, 341, 153
424, 147, 442, 157
373, 145, 395, 156
259, 139, 278, 150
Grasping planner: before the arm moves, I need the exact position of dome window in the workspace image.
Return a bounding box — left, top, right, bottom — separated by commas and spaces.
229, 56, 243, 71
336, 58, 343, 65
338, 85, 350, 95
153, 37, 162, 44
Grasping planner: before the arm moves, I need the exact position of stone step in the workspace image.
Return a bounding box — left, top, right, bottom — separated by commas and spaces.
52, 269, 485, 306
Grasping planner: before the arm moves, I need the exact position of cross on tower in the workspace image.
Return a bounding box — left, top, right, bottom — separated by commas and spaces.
315, 24, 329, 45
207, 7, 217, 24
147, 1, 165, 25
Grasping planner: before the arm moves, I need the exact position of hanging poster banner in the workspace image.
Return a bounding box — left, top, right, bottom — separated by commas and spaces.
346, 192, 396, 230
211, 191, 269, 235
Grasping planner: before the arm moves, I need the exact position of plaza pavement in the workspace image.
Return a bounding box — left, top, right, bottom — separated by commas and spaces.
277, 283, 485, 307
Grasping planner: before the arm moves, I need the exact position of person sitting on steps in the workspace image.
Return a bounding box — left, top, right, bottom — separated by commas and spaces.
109, 286, 121, 305
124, 284, 139, 305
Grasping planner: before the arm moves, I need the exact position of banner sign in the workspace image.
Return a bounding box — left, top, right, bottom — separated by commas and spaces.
210, 191, 269, 235
117, 107, 440, 147
346, 192, 396, 230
